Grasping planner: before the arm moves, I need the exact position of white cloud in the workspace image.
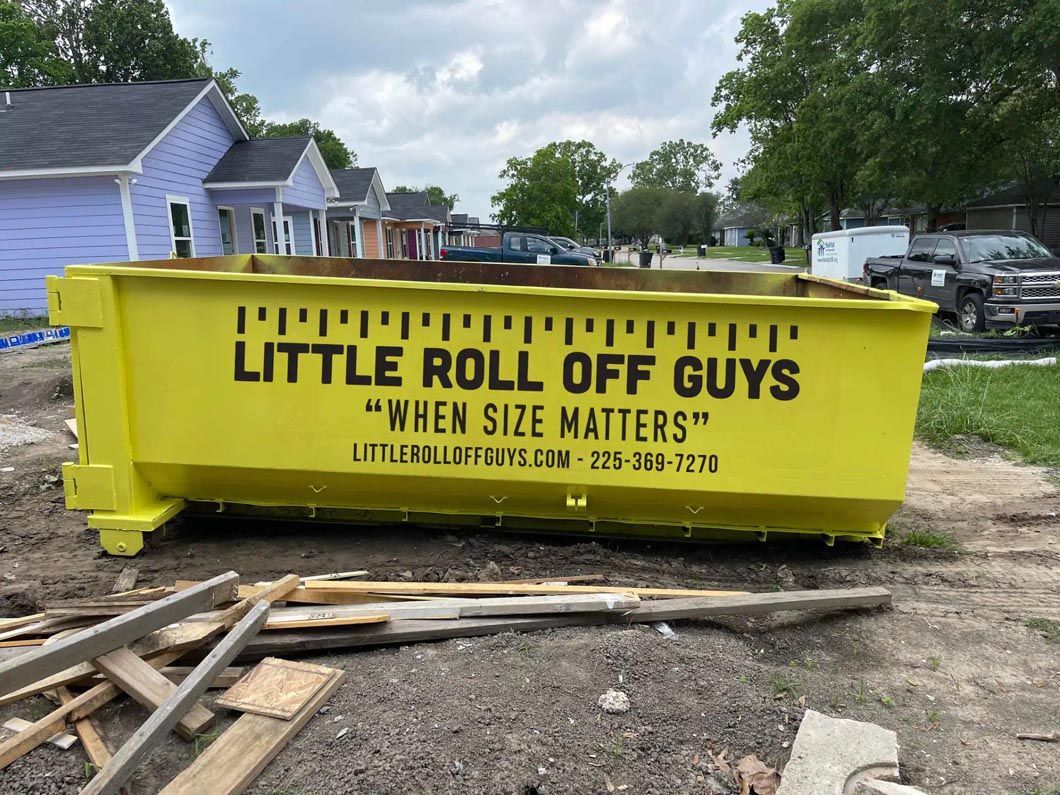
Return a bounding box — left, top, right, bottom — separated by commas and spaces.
168, 0, 774, 217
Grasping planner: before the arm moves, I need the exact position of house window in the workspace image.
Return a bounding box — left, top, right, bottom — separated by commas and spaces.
347, 223, 358, 257
251, 209, 268, 253
272, 217, 293, 255
218, 207, 236, 255
166, 196, 194, 258
312, 216, 323, 256
386, 227, 395, 258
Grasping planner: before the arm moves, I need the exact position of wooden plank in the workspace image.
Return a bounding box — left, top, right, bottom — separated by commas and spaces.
236, 588, 892, 660
214, 657, 337, 719
65, 417, 78, 439
81, 601, 270, 795
0, 613, 46, 630
56, 686, 113, 774
0, 620, 226, 706
300, 570, 368, 582
0, 615, 92, 642
160, 667, 345, 795
0, 650, 181, 771
265, 603, 460, 622
212, 575, 299, 629
502, 574, 605, 584
89, 666, 244, 689
303, 580, 746, 599
0, 572, 238, 698
0, 639, 44, 648
2, 718, 77, 750
92, 647, 215, 741
263, 614, 389, 631
111, 568, 139, 594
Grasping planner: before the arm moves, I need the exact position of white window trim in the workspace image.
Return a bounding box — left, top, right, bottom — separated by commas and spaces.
217, 206, 237, 255
251, 208, 269, 254
273, 216, 294, 255
166, 194, 195, 258
311, 213, 320, 256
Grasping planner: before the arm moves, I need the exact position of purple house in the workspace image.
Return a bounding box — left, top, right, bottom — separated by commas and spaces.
0, 78, 339, 315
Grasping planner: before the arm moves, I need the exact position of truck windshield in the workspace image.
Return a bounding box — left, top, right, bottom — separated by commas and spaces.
962, 235, 1052, 262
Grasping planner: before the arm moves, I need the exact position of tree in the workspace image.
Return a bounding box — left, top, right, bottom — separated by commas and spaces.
491, 143, 579, 235
21, 0, 207, 84
554, 140, 621, 236
630, 139, 721, 193
209, 67, 266, 136
610, 186, 668, 245
1, 1, 73, 86
393, 184, 460, 209
262, 118, 355, 169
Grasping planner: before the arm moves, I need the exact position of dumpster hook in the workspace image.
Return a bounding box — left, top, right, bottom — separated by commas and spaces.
307, 504, 317, 518
215, 500, 225, 514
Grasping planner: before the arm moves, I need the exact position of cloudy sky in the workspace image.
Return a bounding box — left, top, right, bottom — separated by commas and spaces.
168, 0, 770, 221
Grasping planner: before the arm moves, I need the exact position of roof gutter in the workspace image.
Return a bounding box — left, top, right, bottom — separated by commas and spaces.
0, 164, 142, 181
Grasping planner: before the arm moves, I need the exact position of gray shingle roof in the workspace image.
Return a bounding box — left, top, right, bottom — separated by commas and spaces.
203, 137, 311, 183
329, 167, 378, 202
384, 191, 449, 222
0, 78, 216, 172
967, 182, 1060, 208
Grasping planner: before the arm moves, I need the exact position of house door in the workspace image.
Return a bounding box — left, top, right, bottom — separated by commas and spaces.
406, 230, 418, 260
217, 207, 236, 254
273, 217, 293, 255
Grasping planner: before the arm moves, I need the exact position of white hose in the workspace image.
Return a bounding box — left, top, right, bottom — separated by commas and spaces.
924, 356, 1057, 372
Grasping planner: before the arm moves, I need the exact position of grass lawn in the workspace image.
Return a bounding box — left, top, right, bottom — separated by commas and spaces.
675, 245, 798, 264
0, 315, 51, 334
916, 362, 1060, 466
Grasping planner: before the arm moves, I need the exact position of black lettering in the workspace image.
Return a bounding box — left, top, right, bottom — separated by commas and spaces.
387, 400, 409, 431
560, 407, 578, 438
376, 346, 402, 386
595, 353, 623, 394
517, 351, 544, 392
672, 411, 687, 443
627, 355, 655, 395
705, 358, 736, 399
653, 410, 668, 443
563, 352, 592, 394
530, 405, 544, 438
739, 358, 771, 399
483, 403, 498, 435
770, 359, 801, 400
452, 402, 467, 433
345, 345, 371, 385
276, 342, 310, 383
234, 341, 260, 382
487, 350, 515, 390
311, 343, 343, 384
455, 349, 484, 389
674, 355, 701, 398
423, 348, 452, 388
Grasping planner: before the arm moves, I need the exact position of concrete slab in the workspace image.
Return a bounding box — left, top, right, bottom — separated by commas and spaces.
776, 709, 899, 795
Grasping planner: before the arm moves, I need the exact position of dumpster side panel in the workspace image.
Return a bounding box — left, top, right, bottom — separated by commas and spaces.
53, 266, 934, 553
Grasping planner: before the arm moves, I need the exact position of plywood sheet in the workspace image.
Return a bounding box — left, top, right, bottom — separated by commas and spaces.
214, 657, 338, 720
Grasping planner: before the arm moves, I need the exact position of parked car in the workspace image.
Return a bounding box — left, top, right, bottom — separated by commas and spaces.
440, 232, 597, 266
549, 236, 602, 259
864, 230, 1060, 331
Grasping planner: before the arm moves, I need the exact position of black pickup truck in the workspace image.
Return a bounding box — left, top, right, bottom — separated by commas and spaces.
864, 230, 1060, 331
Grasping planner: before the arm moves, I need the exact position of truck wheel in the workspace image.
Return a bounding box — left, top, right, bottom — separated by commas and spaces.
958, 292, 986, 333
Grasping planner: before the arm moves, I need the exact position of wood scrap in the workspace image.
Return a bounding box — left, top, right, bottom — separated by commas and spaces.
214, 657, 339, 719
0, 649, 183, 771
263, 614, 389, 631
80, 601, 270, 795
236, 587, 892, 660
0, 639, 44, 648
212, 574, 299, 628
92, 647, 216, 741
2, 718, 78, 750
0, 620, 226, 706
300, 570, 368, 582
302, 580, 746, 599
55, 686, 114, 775
1016, 732, 1058, 742
0, 571, 238, 697
0, 613, 46, 630
64, 417, 78, 439
111, 568, 139, 594
160, 664, 345, 795
88, 666, 245, 689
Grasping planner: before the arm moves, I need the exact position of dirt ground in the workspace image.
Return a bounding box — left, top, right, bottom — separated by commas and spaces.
0, 343, 1057, 795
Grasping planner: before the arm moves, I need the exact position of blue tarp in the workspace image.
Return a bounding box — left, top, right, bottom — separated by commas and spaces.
0, 326, 71, 352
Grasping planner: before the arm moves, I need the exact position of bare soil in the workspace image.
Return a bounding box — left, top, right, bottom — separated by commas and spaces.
0, 344, 1057, 795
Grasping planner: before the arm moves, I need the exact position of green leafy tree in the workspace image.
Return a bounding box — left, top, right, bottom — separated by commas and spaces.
611, 186, 668, 245
209, 67, 266, 136
21, 0, 207, 83
491, 143, 578, 235
262, 118, 355, 169
1, 1, 73, 85
555, 140, 621, 235
392, 184, 460, 209
630, 139, 721, 193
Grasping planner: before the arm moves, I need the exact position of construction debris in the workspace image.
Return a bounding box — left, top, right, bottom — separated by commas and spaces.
0, 572, 893, 793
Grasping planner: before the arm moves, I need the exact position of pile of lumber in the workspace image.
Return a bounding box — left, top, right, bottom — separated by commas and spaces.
0, 570, 891, 793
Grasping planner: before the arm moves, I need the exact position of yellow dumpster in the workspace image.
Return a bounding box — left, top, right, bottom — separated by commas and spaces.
48, 256, 934, 556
